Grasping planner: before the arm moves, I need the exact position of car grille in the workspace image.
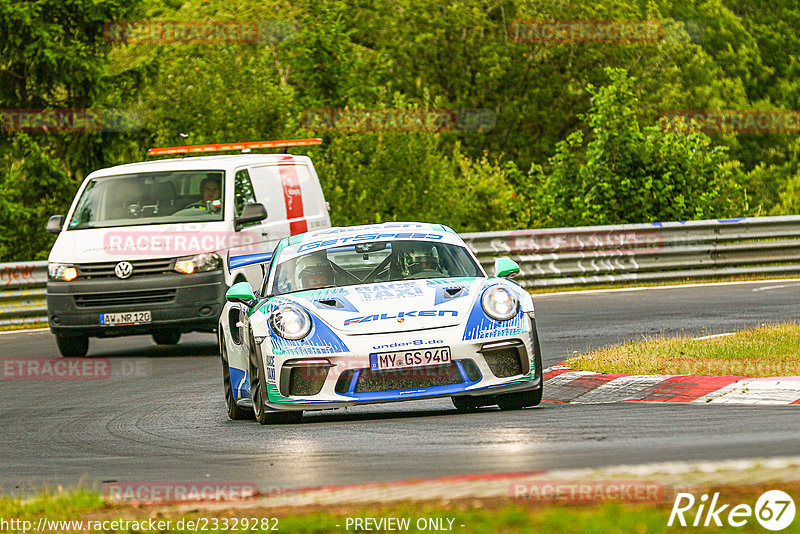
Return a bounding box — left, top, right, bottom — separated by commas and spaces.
352, 363, 463, 393
76, 258, 175, 279
73, 289, 177, 308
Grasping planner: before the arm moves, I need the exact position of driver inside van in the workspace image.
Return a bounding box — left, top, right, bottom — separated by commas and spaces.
200, 176, 221, 202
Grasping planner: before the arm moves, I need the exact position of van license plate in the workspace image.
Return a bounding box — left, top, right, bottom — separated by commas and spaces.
100, 311, 151, 326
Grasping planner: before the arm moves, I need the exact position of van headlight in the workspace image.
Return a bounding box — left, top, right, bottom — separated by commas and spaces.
48, 263, 78, 282
174, 253, 222, 274
270, 304, 311, 340
481, 286, 519, 321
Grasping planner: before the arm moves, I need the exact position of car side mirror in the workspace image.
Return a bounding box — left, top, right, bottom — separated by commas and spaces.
235, 203, 268, 231
494, 257, 520, 278
47, 215, 65, 234
226, 281, 257, 306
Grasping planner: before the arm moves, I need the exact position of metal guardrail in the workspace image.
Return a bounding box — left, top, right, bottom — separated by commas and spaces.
0, 261, 47, 326
3, 215, 800, 324
461, 215, 800, 288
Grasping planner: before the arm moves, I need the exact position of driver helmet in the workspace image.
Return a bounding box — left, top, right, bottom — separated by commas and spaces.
402, 243, 441, 276
296, 252, 335, 290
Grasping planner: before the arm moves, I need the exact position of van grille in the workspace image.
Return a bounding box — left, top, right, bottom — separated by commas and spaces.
74, 289, 176, 308
76, 259, 175, 279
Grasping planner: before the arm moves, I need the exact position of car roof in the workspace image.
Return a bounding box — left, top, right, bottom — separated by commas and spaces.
87, 154, 308, 177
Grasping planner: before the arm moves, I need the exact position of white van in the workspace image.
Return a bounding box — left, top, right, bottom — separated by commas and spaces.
45, 139, 331, 357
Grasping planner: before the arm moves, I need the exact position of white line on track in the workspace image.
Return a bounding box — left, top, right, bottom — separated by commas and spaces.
691, 332, 735, 340
532, 277, 800, 298
752, 283, 800, 292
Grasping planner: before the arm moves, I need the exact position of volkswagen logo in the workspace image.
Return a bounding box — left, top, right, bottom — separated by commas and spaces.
114, 261, 133, 279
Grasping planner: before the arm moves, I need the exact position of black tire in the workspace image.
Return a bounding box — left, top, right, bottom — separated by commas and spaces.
220, 333, 254, 420
152, 330, 181, 345
55, 333, 89, 357
496, 386, 543, 411
451, 396, 481, 412
248, 330, 302, 425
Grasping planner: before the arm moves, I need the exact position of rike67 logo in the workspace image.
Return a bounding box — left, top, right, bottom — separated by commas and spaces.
669, 490, 796, 531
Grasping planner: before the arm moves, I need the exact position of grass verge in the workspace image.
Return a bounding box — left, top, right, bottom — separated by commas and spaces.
566, 322, 800, 376
2, 482, 798, 533
0, 322, 48, 332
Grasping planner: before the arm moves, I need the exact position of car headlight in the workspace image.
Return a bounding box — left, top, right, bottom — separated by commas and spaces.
481, 285, 519, 321
48, 262, 78, 282
270, 304, 312, 340
174, 253, 222, 274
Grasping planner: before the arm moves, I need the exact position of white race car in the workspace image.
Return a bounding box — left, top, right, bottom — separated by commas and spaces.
218, 222, 543, 424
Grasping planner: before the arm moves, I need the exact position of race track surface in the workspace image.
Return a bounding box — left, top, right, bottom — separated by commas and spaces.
1, 280, 798, 491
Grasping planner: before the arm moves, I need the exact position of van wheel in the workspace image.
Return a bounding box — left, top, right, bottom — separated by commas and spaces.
152, 330, 181, 345
248, 330, 302, 425
55, 334, 89, 357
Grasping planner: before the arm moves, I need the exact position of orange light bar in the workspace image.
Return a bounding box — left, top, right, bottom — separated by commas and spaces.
147, 138, 322, 156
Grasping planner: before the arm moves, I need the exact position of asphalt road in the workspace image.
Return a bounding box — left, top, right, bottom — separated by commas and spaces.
1, 280, 798, 492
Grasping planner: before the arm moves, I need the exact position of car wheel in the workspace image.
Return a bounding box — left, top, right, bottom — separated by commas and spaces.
496, 387, 543, 411
152, 330, 181, 345
248, 330, 302, 425
220, 333, 254, 420
55, 333, 89, 357
451, 396, 481, 412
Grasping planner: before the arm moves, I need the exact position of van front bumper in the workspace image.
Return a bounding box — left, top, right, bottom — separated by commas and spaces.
47, 270, 226, 337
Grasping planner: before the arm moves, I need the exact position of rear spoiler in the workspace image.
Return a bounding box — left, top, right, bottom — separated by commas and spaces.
227, 252, 273, 274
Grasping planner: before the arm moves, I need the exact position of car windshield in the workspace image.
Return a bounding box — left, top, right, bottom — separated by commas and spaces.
67, 170, 225, 229
270, 240, 482, 295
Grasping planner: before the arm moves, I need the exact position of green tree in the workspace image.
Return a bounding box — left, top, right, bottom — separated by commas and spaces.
534, 68, 743, 227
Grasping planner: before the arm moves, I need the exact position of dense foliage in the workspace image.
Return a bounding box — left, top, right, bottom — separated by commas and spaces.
2, 0, 799, 260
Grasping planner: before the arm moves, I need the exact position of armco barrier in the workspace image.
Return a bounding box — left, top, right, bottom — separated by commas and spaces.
3, 215, 800, 325
461, 215, 800, 288
0, 262, 47, 326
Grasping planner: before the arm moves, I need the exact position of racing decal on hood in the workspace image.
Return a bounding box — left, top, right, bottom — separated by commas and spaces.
353, 282, 423, 301
344, 309, 457, 325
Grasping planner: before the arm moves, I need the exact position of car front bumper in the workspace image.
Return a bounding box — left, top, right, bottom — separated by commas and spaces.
258, 315, 543, 411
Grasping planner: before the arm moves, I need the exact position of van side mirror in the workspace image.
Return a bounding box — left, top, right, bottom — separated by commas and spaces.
47, 215, 65, 234
226, 281, 257, 307
494, 257, 520, 278
235, 203, 268, 231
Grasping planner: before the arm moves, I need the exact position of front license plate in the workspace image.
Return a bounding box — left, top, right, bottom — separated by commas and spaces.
100, 311, 151, 326
370, 347, 451, 371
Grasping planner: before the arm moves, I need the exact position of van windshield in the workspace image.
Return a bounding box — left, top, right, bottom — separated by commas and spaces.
67, 171, 225, 229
